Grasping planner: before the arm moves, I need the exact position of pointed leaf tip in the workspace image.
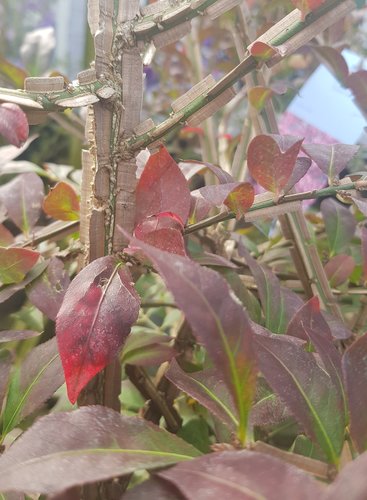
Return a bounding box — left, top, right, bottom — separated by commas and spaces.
56, 256, 140, 403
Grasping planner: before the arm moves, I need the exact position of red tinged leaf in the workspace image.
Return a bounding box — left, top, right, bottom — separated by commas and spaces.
26, 257, 70, 321
287, 297, 347, 424
248, 41, 278, 61
247, 134, 303, 195
224, 183, 255, 218
302, 143, 359, 180
325, 451, 367, 500
320, 198, 356, 255
123, 478, 183, 500
135, 146, 191, 225
0, 172, 44, 233
0, 406, 200, 495
281, 157, 312, 194
199, 182, 254, 217
128, 236, 257, 444
342, 332, 367, 453
158, 450, 323, 500
133, 213, 186, 256
2, 338, 64, 437
0, 330, 41, 343
361, 226, 367, 281
43, 181, 80, 221
56, 256, 140, 403
291, 0, 326, 20
254, 333, 345, 464
347, 70, 367, 115
0, 247, 40, 285
0, 103, 29, 147
310, 46, 349, 85
166, 359, 238, 430
324, 254, 355, 286
0, 260, 47, 305
0, 224, 14, 246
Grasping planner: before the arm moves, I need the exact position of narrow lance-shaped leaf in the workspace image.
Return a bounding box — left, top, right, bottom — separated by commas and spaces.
166, 359, 238, 430
287, 297, 348, 425
128, 236, 257, 444
342, 332, 367, 453
238, 243, 303, 333
1, 338, 64, 441
247, 134, 303, 196
123, 477, 183, 500
302, 143, 359, 180
158, 450, 323, 500
0, 247, 40, 285
42, 181, 80, 221
0, 406, 201, 495
0, 330, 41, 343
121, 331, 176, 367
320, 198, 356, 255
56, 256, 140, 403
254, 333, 345, 464
135, 146, 191, 225
310, 46, 349, 85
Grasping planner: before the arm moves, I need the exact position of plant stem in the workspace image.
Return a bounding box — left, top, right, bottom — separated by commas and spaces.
184, 182, 365, 234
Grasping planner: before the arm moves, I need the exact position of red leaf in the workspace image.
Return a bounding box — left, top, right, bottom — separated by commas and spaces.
224, 183, 254, 218
43, 182, 80, 221
133, 213, 186, 256
0, 247, 40, 285
291, 0, 326, 20
247, 135, 303, 195
0, 103, 29, 147
324, 254, 355, 286
248, 41, 278, 61
56, 256, 140, 403
135, 147, 191, 225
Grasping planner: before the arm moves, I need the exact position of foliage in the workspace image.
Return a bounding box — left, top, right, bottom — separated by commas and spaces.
0, 0, 367, 499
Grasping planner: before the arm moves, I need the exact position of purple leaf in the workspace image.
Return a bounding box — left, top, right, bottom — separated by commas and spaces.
325, 451, 367, 500
129, 237, 257, 443
0, 330, 41, 342
0, 103, 29, 147
287, 297, 347, 424
254, 333, 344, 463
158, 450, 323, 500
361, 225, 367, 281
179, 159, 234, 184
0, 172, 44, 233
238, 244, 303, 333
342, 332, 367, 453
324, 254, 355, 286
121, 331, 176, 367
26, 257, 70, 321
166, 359, 238, 430
0, 406, 201, 495
0, 261, 48, 305
0, 350, 11, 409
281, 157, 312, 195
302, 143, 359, 179
2, 338, 64, 437
123, 477, 183, 500
310, 46, 349, 85
320, 198, 356, 255
56, 256, 140, 403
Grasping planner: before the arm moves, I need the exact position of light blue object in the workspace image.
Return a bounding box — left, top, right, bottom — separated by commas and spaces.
287, 50, 367, 144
